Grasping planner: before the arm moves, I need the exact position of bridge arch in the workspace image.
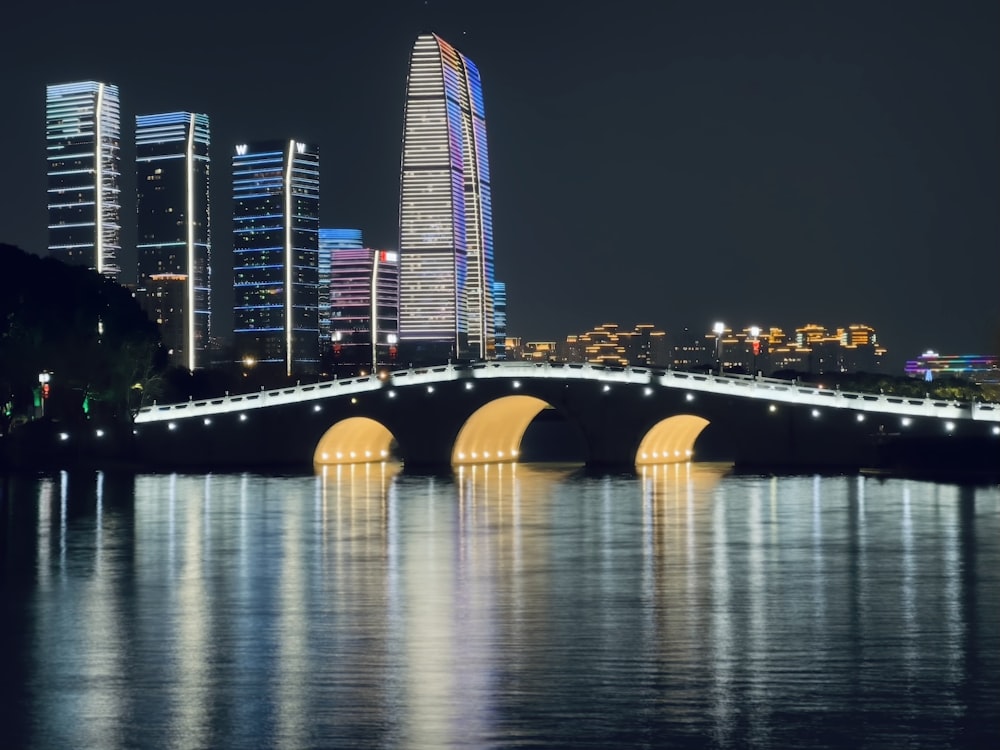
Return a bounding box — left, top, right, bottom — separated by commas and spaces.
314, 417, 397, 465
635, 414, 710, 465
452, 395, 551, 465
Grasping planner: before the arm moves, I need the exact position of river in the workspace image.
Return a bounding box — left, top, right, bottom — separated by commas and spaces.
1, 463, 997, 749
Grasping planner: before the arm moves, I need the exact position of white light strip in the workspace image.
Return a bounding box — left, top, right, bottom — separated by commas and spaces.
94, 83, 104, 275
186, 113, 196, 371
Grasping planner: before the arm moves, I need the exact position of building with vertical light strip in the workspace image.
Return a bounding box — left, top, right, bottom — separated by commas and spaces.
329, 248, 400, 376
232, 140, 319, 378
318, 228, 364, 358
46, 81, 121, 280
136, 112, 211, 370
492, 280, 507, 360
398, 33, 496, 363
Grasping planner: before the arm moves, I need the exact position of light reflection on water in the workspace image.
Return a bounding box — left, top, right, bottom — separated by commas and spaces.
1, 464, 998, 749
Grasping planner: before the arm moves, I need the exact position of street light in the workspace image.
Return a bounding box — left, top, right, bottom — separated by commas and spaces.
749, 325, 761, 379
713, 322, 725, 375
38, 371, 51, 417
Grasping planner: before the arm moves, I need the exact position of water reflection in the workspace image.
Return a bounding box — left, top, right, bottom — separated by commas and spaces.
1, 466, 997, 749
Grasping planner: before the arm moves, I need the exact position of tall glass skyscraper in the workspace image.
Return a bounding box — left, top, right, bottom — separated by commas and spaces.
318, 228, 364, 357
398, 33, 495, 362
232, 140, 320, 378
492, 280, 507, 360
136, 112, 211, 370
46, 81, 121, 279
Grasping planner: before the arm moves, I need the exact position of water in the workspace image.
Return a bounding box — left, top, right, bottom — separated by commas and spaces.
1, 464, 998, 749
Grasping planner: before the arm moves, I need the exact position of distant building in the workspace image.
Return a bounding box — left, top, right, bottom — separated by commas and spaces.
399, 33, 495, 362
46, 81, 121, 280
318, 228, 364, 357
136, 112, 211, 370
232, 139, 320, 378
493, 281, 507, 360
905, 352, 1000, 385
560, 323, 668, 367
329, 248, 400, 376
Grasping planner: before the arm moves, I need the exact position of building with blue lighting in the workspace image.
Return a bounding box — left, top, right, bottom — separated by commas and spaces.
398, 33, 496, 363
136, 112, 211, 370
493, 280, 507, 360
232, 140, 319, 378
46, 81, 121, 280
318, 228, 363, 357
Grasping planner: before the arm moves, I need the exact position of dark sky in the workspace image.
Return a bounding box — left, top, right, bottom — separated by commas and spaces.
2, 0, 998, 370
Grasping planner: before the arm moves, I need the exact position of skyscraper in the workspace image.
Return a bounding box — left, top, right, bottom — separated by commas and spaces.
493, 280, 507, 360
232, 140, 320, 378
329, 248, 400, 375
136, 112, 211, 370
398, 33, 495, 362
46, 81, 121, 279
318, 228, 364, 358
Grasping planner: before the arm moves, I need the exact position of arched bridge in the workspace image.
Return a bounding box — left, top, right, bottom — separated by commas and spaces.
133, 361, 1000, 475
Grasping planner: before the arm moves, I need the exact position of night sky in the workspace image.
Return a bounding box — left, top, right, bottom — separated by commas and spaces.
2, 0, 997, 371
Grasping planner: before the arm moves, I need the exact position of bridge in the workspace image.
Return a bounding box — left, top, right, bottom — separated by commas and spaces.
131, 361, 1000, 476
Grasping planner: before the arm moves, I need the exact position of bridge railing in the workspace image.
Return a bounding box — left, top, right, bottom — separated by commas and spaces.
134, 360, 1000, 424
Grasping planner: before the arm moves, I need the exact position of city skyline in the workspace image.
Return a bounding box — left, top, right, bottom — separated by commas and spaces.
5, 1, 998, 372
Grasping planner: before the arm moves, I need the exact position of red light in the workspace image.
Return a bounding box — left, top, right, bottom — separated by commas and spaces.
42, 383, 50, 399
752, 341, 761, 356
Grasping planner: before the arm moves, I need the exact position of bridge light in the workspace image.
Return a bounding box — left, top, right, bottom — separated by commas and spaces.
856, 414, 865, 422
465, 382, 473, 390
644, 387, 653, 396
641, 452, 648, 460
427, 386, 434, 394
686, 449, 693, 456
812, 409, 820, 418
686, 393, 694, 401
945, 422, 955, 432
768, 404, 777, 413
96, 429, 104, 438
336, 452, 343, 459
388, 390, 396, 399
168, 423, 177, 430
321, 452, 329, 460
603, 385, 611, 392
381, 450, 388, 457
313, 404, 322, 412
901, 418, 912, 427
349, 451, 356, 459
674, 450, 681, 457
992, 426, 1000, 435
498, 451, 504, 458
351, 397, 358, 404
458, 452, 466, 460
513, 381, 521, 389
484, 451, 490, 458
203, 418, 212, 426
59, 432, 69, 441
365, 451, 372, 457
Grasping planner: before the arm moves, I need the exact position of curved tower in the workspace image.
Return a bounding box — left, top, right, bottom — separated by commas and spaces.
398, 33, 495, 362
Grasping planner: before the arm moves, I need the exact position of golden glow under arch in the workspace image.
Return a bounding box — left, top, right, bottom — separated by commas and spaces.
313, 417, 396, 465
452, 395, 551, 465
635, 414, 710, 465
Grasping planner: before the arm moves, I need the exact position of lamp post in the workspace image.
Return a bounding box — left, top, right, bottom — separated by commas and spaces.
38, 371, 51, 418
749, 325, 761, 379
713, 322, 725, 375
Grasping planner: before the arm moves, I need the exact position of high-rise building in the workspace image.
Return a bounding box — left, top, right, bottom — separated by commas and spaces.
46, 81, 121, 279
329, 248, 400, 375
398, 33, 495, 362
493, 280, 507, 360
136, 112, 211, 370
232, 139, 320, 378
318, 228, 364, 357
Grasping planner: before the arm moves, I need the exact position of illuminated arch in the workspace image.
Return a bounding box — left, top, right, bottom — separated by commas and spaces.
314, 417, 397, 465
635, 414, 710, 465
452, 395, 551, 465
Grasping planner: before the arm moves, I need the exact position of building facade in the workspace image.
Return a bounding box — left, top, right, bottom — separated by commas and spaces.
232, 140, 320, 378
136, 112, 211, 370
46, 81, 121, 279
318, 228, 364, 359
328, 249, 400, 376
398, 33, 495, 363
492, 280, 507, 360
